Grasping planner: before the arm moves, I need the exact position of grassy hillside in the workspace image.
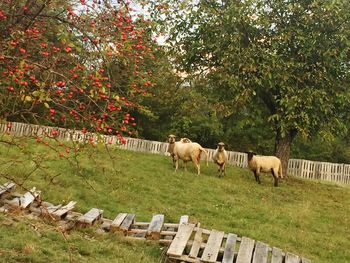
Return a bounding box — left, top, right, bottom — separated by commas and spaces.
0, 139, 349, 262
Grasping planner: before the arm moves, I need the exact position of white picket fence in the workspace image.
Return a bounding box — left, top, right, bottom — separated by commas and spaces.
1, 121, 349, 185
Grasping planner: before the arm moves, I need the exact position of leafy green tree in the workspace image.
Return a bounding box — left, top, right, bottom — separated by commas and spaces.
147, 0, 350, 176
135, 55, 224, 147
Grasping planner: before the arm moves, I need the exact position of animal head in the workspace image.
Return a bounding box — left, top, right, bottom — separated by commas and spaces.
246, 150, 257, 161
168, 134, 176, 144
217, 142, 225, 151
180, 137, 192, 143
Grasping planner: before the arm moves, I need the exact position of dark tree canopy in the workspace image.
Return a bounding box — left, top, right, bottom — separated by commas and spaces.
147, 0, 350, 176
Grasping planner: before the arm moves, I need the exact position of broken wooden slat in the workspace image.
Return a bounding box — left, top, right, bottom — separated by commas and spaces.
58, 220, 76, 232
110, 213, 128, 231
0, 206, 8, 213
301, 258, 311, 263
147, 214, 164, 240
222, 233, 237, 263
100, 218, 112, 231
159, 238, 173, 245
4, 197, 20, 207
179, 215, 189, 225
132, 221, 149, 227
20, 187, 40, 209
0, 182, 15, 196
285, 252, 301, 263
46, 204, 62, 214
236, 237, 255, 263
51, 201, 76, 219
271, 247, 283, 263
189, 228, 203, 258
167, 223, 195, 257
129, 228, 147, 234
65, 211, 82, 222
170, 255, 202, 263
252, 241, 269, 263
160, 230, 177, 236
164, 223, 179, 228
77, 208, 103, 225
119, 214, 135, 233
201, 229, 225, 262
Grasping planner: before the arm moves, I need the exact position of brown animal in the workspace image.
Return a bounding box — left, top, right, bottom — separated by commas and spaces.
246, 151, 283, 187
173, 140, 209, 175
212, 142, 228, 177
167, 135, 193, 167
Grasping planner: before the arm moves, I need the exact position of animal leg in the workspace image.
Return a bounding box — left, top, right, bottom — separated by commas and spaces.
184, 161, 188, 171
172, 155, 176, 168
253, 171, 258, 182
174, 156, 179, 172
217, 165, 221, 177
271, 168, 279, 187
219, 165, 224, 177
192, 157, 200, 175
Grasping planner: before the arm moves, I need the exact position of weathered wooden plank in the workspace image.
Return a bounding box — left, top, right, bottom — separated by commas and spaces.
222, 233, 237, 263
201, 229, 225, 262
4, 197, 20, 207
78, 208, 103, 225
301, 258, 311, 263
167, 255, 200, 263
110, 213, 128, 231
147, 214, 164, 240
160, 230, 177, 236
271, 247, 283, 263
0, 206, 8, 213
46, 204, 62, 214
101, 218, 112, 231
159, 238, 173, 245
20, 188, 40, 208
0, 182, 16, 196
51, 201, 76, 219
119, 214, 135, 232
189, 228, 203, 258
132, 221, 149, 228
58, 220, 76, 232
252, 241, 269, 263
167, 223, 195, 257
285, 252, 301, 263
164, 223, 179, 228
179, 215, 189, 224
236, 237, 255, 263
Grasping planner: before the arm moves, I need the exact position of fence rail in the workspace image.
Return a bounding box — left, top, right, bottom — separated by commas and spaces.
1, 122, 349, 185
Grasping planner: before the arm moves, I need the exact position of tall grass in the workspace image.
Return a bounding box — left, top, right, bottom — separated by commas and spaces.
0, 139, 349, 262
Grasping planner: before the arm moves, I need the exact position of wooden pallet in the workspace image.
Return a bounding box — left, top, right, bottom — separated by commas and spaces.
167, 226, 311, 263
0, 182, 311, 263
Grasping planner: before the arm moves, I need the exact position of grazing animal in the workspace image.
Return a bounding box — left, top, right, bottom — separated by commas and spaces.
246, 151, 283, 187
173, 140, 209, 175
212, 142, 228, 177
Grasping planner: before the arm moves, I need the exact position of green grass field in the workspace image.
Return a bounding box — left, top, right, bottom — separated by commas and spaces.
0, 139, 349, 263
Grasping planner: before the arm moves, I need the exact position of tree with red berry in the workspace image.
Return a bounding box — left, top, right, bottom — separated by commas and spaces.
0, 0, 158, 184
0, 0, 156, 140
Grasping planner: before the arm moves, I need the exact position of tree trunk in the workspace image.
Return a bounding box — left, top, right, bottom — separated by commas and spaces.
274, 129, 297, 178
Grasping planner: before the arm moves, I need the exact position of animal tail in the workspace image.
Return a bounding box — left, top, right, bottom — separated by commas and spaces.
201, 147, 209, 166
279, 162, 283, 179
